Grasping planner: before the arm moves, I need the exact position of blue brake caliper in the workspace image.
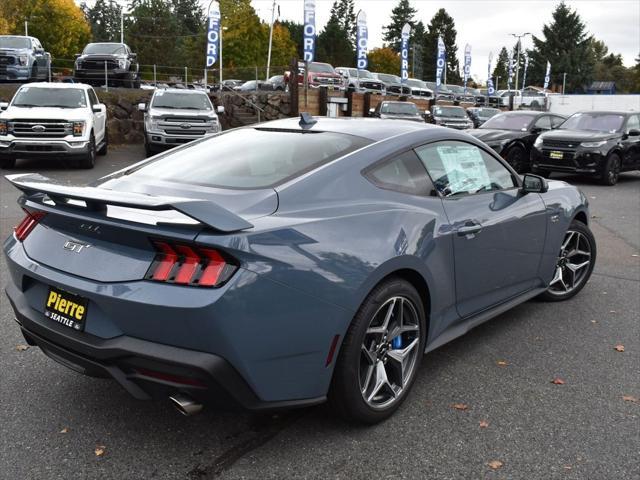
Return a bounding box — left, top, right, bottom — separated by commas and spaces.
392, 335, 402, 349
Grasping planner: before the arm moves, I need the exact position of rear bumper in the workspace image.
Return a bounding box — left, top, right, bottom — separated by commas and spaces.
0, 138, 90, 159
6, 282, 325, 411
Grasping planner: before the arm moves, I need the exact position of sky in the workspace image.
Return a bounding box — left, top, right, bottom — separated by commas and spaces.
79, 0, 639, 81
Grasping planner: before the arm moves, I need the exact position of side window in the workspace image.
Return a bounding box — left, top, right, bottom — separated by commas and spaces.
415, 141, 516, 197
550, 116, 565, 128
88, 89, 99, 106
534, 116, 552, 130
625, 115, 639, 132
364, 150, 433, 196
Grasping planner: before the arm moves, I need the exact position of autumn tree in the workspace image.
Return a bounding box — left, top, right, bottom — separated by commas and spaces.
367, 47, 400, 75
280, 20, 303, 60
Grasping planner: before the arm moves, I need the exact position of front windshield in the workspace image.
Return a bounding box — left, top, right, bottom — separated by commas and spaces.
481, 113, 534, 131
84, 43, 126, 55
12, 87, 87, 108
560, 113, 625, 133
152, 91, 212, 110
0, 37, 31, 49
377, 74, 400, 83
309, 63, 335, 74
433, 106, 466, 118
406, 79, 425, 88
125, 129, 371, 189
381, 103, 418, 115
358, 70, 373, 79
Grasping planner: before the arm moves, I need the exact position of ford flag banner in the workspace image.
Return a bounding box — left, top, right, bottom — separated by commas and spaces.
487, 52, 495, 96
543, 61, 551, 90
436, 35, 445, 89
205, 1, 220, 68
356, 10, 368, 70
522, 54, 529, 90
463, 44, 471, 93
400, 23, 411, 83
303, 0, 316, 62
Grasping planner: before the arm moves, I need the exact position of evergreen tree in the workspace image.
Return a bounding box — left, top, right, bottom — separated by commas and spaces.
316, 2, 353, 67
83, 0, 122, 42
383, 0, 417, 52
528, 1, 594, 92
492, 47, 509, 89
280, 20, 303, 60
335, 0, 356, 47
411, 21, 425, 78
421, 8, 460, 84
127, 0, 181, 67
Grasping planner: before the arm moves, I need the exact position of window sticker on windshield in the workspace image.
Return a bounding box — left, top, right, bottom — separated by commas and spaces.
437, 145, 490, 194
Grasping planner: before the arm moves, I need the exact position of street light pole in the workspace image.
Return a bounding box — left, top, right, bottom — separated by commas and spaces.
510, 32, 530, 93
25, 20, 28, 36
562, 72, 567, 94
266, 0, 276, 80
495, 75, 501, 92
120, 10, 124, 43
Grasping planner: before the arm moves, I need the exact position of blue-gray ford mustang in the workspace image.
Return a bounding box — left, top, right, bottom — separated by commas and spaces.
3, 117, 596, 424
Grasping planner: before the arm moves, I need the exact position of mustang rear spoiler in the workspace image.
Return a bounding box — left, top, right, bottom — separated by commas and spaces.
5, 173, 254, 233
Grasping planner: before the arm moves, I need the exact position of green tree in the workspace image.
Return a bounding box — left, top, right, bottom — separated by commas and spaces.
261, 22, 297, 71
421, 8, 460, 84
335, 0, 356, 46
218, 0, 267, 70
280, 20, 303, 60
411, 20, 425, 78
383, 0, 417, 52
82, 0, 122, 42
127, 0, 181, 68
492, 47, 509, 88
632, 55, 640, 93
528, 1, 595, 92
367, 47, 400, 75
316, 2, 353, 67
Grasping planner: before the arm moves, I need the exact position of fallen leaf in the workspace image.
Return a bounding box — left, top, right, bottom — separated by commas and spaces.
496, 360, 509, 367
451, 403, 469, 411
631, 254, 639, 257
488, 460, 503, 470
622, 395, 638, 403
94, 446, 106, 457
591, 320, 597, 324
609, 310, 617, 314
551, 378, 565, 385
601, 291, 607, 295
479, 420, 489, 428
614, 344, 625, 352
59, 428, 69, 434
15, 344, 29, 352
563, 465, 572, 470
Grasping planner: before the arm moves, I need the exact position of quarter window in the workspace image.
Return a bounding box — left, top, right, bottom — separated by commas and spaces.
415, 141, 516, 197
625, 115, 639, 132
533, 116, 552, 130
364, 150, 432, 196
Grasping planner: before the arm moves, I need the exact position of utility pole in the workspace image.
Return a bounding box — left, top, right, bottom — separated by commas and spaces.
120, 10, 124, 43
266, 0, 277, 80
495, 75, 501, 92
510, 32, 530, 93
562, 73, 567, 94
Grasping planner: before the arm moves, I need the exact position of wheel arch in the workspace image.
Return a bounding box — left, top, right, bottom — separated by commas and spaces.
573, 210, 588, 225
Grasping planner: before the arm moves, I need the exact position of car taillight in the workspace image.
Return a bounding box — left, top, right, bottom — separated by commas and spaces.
14, 210, 46, 241
146, 240, 237, 288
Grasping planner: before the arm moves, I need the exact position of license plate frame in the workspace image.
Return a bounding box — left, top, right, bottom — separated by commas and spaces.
549, 150, 564, 160
44, 286, 89, 332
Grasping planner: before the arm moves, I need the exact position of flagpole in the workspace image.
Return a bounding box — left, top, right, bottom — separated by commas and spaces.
266, 0, 276, 80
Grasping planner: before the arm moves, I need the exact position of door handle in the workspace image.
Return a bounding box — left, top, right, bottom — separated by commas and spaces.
457, 223, 482, 237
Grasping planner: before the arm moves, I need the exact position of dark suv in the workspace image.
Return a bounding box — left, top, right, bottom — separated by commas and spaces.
74, 43, 140, 88
531, 111, 640, 185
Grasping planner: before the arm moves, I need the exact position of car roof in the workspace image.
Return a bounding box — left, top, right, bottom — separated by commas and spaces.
258, 116, 435, 142
20, 82, 91, 90
574, 110, 635, 116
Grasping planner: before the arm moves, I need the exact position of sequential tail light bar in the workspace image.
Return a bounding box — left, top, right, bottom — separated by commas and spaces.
14, 210, 47, 242
146, 240, 238, 288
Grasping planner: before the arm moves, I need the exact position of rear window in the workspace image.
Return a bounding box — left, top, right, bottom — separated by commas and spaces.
126, 129, 370, 189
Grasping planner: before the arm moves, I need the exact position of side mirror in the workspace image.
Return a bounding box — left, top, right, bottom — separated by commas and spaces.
521, 174, 548, 194
628, 129, 640, 137
216, 105, 225, 114
92, 104, 105, 113
137, 103, 147, 112
368, 108, 375, 114
75, 53, 81, 58
0, 102, 8, 111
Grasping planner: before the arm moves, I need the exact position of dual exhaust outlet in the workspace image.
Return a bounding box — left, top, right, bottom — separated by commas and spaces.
169, 393, 203, 416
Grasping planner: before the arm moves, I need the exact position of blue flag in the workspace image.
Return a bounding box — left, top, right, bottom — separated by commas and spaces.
522, 54, 529, 90
487, 52, 495, 96
436, 36, 445, 89
400, 23, 411, 83
303, 0, 316, 62
356, 11, 368, 70
543, 61, 551, 90
463, 44, 471, 93
205, 1, 220, 67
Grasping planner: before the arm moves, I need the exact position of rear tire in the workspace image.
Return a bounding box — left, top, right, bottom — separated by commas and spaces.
328, 278, 426, 424
538, 220, 596, 302
0, 157, 16, 169
506, 145, 529, 173
600, 153, 621, 186
79, 134, 96, 169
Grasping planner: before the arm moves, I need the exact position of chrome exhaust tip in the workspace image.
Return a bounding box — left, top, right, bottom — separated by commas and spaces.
169, 393, 203, 416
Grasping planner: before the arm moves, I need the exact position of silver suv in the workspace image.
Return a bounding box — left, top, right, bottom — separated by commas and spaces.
0, 35, 51, 82
139, 89, 224, 156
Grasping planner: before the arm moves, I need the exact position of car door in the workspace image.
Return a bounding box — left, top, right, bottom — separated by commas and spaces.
88, 88, 106, 142
415, 140, 548, 318
621, 114, 640, 169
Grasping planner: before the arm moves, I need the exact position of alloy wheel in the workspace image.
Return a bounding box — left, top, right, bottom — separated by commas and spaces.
359, 296, 421, 409
607, 157, 620, 184
548, 230, 592, 295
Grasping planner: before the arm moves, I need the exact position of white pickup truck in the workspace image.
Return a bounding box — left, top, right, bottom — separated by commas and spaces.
0, 83, 107, 169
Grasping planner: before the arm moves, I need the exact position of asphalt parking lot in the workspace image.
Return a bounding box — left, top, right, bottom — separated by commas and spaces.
0, 146, 638, 480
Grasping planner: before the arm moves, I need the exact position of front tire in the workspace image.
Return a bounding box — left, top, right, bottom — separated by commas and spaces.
79, 134, 96, 169
506, 145, 528, 173
329, 278, 426, 424
30, 63, 39, 82
600, 153, 621, 186
0, 157, 16, 169
538, 220, 596, 302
